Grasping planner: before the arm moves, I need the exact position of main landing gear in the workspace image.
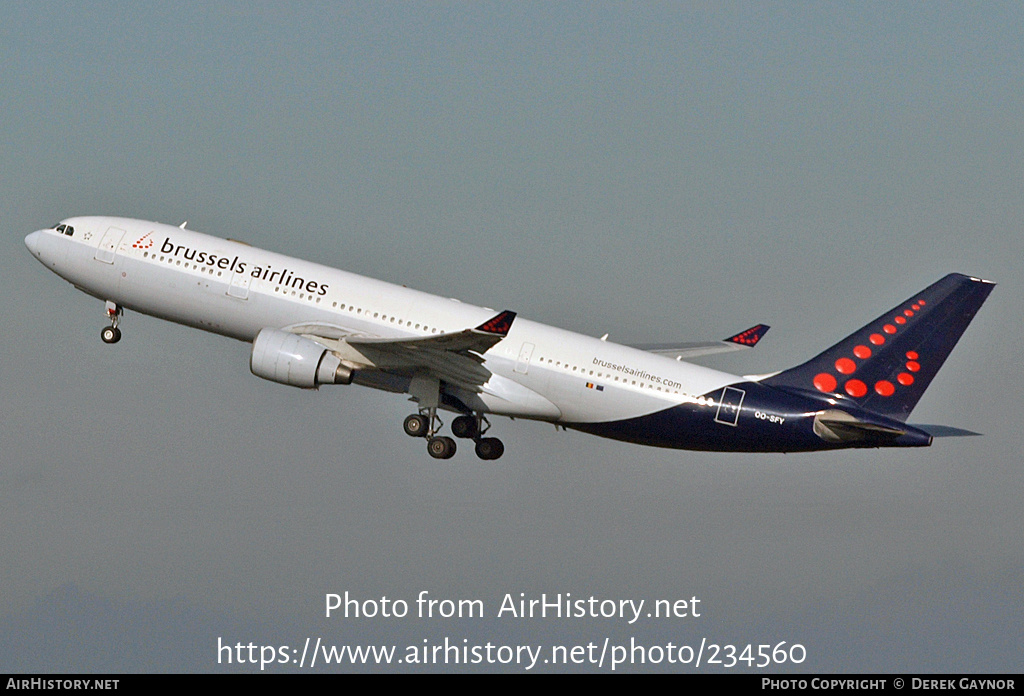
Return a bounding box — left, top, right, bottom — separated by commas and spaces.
453, 414, 505, 461
403, 410, 505, 460
101, 301, 122, 344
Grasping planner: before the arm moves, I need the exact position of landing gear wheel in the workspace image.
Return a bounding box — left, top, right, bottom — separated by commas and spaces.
474, 437, 505, 460
102, 302, 123, 344
403, 414, 429, 437
451, 415, 479, 439
101, 326, 121, 344
427, 436, 457, 459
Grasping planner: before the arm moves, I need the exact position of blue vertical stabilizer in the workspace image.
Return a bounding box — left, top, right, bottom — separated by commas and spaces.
763, 274, 994, 421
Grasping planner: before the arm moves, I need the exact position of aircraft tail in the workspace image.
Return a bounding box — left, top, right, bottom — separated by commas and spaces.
763, 274, 994, 422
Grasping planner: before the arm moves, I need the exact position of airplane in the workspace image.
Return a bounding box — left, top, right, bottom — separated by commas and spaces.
25, 217, 994, 459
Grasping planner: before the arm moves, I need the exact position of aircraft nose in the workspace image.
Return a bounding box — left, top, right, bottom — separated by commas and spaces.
25, 230, 42, 255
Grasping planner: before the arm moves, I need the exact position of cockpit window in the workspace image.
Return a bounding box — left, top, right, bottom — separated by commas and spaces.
54, 224, 74, 236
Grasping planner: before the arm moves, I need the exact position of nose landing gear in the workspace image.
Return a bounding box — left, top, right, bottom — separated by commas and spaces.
101, 301, 122, 344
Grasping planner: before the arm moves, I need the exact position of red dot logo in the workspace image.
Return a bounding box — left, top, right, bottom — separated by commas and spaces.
904, 309, 914, 317
809, 336, 925, 400
814, 373, 838, 393
895, 316, 907, 325
883, 324, 897, 334
835, 358, 857, 374
845, 380, 868, 398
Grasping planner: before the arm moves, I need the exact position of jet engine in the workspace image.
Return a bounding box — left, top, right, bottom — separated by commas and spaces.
250, 328, 353, 388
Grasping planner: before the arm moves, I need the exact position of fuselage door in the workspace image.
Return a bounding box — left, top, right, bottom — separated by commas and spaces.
514, 342, 535, 374
714, 386, 746, 426
228, 270, 251, 299
94, 226, 126, 264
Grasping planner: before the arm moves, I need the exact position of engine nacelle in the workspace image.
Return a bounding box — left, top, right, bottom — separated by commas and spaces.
250, 328, 353, 388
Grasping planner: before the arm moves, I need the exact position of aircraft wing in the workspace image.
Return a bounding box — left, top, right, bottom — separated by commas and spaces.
633, 324, 770, 360
345, 310, 515, 356
296, 310, 516, 392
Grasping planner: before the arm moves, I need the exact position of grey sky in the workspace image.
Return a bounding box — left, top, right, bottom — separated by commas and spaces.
2, 2, 1021, 672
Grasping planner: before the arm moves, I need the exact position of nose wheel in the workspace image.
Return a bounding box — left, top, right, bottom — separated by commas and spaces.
101, 301, 122, 344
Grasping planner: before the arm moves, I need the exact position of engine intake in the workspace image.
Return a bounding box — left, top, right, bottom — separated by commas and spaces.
250, 328, 353, 388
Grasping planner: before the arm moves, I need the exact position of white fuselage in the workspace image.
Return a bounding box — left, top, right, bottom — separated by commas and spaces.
26, 217, 742, 427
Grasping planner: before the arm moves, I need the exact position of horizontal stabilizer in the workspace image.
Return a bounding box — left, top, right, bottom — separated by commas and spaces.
813, 409, 905, 443
812, 408, 932, 446
912, 425, 983, 438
